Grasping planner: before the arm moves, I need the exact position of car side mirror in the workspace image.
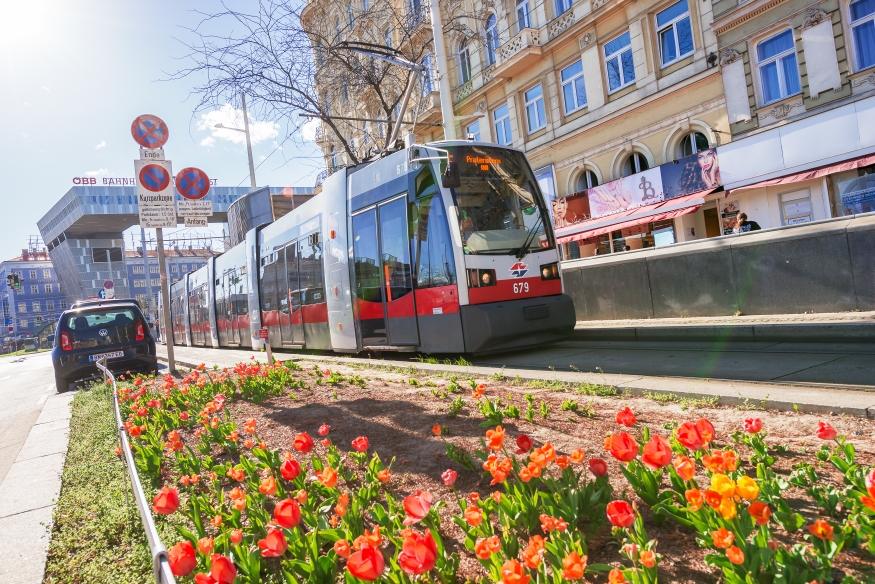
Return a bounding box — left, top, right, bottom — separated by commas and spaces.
441, 162, 461, 189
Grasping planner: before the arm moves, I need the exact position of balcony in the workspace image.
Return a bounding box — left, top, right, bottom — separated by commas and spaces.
490, 28, 542, 79
416, 91, 442, 125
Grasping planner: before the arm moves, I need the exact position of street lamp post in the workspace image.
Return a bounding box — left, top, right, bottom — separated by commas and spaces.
214, 92, 257, 190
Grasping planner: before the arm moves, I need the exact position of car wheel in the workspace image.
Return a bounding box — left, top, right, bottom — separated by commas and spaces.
55, 374, 70, 393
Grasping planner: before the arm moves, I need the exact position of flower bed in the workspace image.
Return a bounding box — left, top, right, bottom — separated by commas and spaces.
116, 358, 875, 583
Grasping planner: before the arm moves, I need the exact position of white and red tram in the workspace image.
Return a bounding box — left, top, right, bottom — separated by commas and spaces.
162, 141, 575, 354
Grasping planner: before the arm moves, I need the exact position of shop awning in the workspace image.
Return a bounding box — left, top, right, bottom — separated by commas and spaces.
727, 153, 875, 195
556, 191, 710, 245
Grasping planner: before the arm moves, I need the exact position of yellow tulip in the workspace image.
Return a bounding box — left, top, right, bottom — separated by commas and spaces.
711, 473, 736, 499
736, 476, 759, 501
718, 497, 737, 520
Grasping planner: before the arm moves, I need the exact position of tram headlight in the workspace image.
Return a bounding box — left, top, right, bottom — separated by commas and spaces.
540, 262, 560, 280
467, 269, 496, 288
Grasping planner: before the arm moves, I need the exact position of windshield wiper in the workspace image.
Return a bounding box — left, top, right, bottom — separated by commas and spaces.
515, 214, 544, 260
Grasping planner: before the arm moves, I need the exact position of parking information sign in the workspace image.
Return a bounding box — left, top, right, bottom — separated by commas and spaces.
139, 206, 176, 228
177, 199, 213, 216
184, 216, 208, 227
135, 159, 174, 206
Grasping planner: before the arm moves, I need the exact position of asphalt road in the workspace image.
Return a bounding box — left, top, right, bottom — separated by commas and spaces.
0, 352, 59, 487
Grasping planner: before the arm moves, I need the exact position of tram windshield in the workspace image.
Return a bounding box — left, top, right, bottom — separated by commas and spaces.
444, 145, 551, 255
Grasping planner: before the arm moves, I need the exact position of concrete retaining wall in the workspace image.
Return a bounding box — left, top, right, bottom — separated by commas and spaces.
560, 213, 875, 320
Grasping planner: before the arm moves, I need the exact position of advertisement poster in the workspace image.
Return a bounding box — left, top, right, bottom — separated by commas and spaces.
720, 199, 740, 235
661, 149, 721, 200
838, 175, 875, 215
587, 167, 664, 219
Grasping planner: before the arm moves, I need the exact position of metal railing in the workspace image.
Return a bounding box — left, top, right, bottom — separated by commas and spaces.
96, 358, 177, 584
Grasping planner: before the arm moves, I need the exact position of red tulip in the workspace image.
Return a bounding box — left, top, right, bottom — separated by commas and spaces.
209, 554, 237, 584
347, 545, 385, 581
616, 406, 636, 427
696, 418, 715, 444
274, 499, 301, 528
351, 436, 369, 452
152, 486, 180, 515
588, 458, 608, 477
230, 529, 243, 544
293, 432, 314, 453
441, 469, 457, 486
318, 424, 330, 436
280, 458, 301, 480
334, 539, 351, 558
866, 468, 875, 499
257, 528, 288, 557
605, 432, 638, 462
815, 421, 837, 440
676, 422, 704, 450
168, 540, 196, 576
743, 418, 762, 434
403, 491, 433, 525
606, 500, 636, 528
397, 531, 438, 575
516, 434, 534, 454
641, 435, 672, 470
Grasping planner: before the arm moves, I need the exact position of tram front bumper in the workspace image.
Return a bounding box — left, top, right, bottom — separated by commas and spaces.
460, 294, 576, 354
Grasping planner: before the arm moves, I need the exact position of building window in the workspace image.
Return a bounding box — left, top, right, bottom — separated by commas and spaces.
20, 319, 27, 329
172, 265, 178, 273
556, 0, 572, 16
29, 270, 36, 279
560, 60, 587, 114
134, 280, 143, 288
421, 54, 434, 94
60, 301, 68, 310
347, 2, 354, 26
151, 278, 160, 287
43, 269, 51, 278
622, 152, 650, 177
576, 170, 599, 191
524, 84, 547, 133
493, 104, 512, 145
656, 1, 693, 67
18, 302, 26, 313
362, 0, 368, 11
485, 15, 499, 65
517, 0, 531, 29
182, 265, 189, 272
47, 300, 54, 311
605, 32, 635, 92
341, 78, 349, 102
335, 17, 341, 37
32, 301, 40, 312
678, 131, 709, 157
150, 265, 158, 274
458, 40, 472, 84
851, 0, 875, 70
45, 284, 52, 293
330, 145, 338, 170
757, 30, 800, 104
30, 285, 38, 294
466, 120, 481, 141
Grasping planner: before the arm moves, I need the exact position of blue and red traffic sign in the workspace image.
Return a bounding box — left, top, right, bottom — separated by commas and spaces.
131, 114, 169, 149
138, 164, 171, 192
175, 167, 211, 200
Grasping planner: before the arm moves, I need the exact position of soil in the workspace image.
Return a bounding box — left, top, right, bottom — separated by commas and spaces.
218, 359, 875, 583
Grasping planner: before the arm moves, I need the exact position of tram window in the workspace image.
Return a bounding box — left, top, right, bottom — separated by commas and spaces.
412, 194, 457, 288
352, 210, 384, 303
379, 197, 413, 301
299, 238, 325, 305
286, 243, 302, 312
260, 255, 277, 314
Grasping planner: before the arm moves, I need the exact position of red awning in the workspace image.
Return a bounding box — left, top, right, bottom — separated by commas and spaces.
727, 153, 875, 195
555, 190, 710, 245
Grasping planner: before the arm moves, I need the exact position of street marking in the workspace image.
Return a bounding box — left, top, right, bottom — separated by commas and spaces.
36, 394, 48, 406
46, 384, 55, 392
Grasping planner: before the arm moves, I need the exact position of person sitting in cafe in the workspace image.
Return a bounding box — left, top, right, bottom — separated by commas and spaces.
732, 212, 761, 234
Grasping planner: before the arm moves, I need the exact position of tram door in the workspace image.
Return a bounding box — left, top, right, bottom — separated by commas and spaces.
280, 242, 304, 346
352, 195, 419, 346
224, 271, 242, 345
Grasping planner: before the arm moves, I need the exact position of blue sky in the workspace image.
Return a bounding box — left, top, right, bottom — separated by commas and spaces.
0, 0, 321, 260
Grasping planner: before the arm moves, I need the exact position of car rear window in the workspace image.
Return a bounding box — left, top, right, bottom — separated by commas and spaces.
66, 308, 138, 330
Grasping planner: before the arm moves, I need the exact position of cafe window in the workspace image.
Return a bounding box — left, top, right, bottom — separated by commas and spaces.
828, 164, 875, 216
780, 189, 814, 225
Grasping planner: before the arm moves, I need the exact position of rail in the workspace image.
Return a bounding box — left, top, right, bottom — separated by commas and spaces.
96, 358, 177, 584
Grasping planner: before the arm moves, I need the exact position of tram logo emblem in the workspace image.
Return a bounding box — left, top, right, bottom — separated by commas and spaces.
509, 262, 528, 278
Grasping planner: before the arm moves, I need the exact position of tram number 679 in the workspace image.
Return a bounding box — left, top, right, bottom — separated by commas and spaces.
513, 282, 530, 294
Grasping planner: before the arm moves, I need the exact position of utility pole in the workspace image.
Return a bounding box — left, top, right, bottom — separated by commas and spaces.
428, 0, 456, 140
241, 93, 257, 190
156, 228, 175, 373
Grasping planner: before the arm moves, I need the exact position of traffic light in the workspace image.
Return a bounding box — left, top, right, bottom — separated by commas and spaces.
11, 274, 20, 291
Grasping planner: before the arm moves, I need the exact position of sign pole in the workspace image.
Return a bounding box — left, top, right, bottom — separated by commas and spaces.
156, 227, 175, 373
141, 227, 155, 323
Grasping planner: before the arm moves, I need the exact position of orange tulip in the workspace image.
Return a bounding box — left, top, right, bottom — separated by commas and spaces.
685, 488, 704, 511
615, 406, 636, 427
465, 505, 483, 527
641, 435, 672, 470
569, 448, 585, 464
605, 432, 639, 462
243, 418, 257, 434
259, 476, 277, 496
521, 541, 542, 569
808, 519, 834, 541
498, 559, 531, 584
230, 529, 243, 545
722, 450, 739, 472
556, 455, 570, 469
346, 545, 385, 581
639, 549, 656, 569
377, 469, 391, 483
748, 501, 771, 525
704, 489, 723, 509
197, 536, 214, 555
561, 552, 587, 580
317, 466, 338, 487
274, 498, 302, 528
486, 426, 505, 450
541, 443, 556, 462
258, 528, 288, 558
151, 487, 180, 515
726, 545, 744, 565
702, 452, 724, 473
474, 535, 501, 559
210, 514, 222, 528
402, 491, 433, 525
696, 418, 715, 444
431, 425, 442, 436
168, 541, 196, 577
673, 455, 695, 481
676, 422, 704, 450
711, 528, 734, 549
608, 567, 626, 583
334, 539, 351, 559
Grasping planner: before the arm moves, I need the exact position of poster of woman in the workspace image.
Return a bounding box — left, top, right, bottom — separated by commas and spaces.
662, 149, 722, 199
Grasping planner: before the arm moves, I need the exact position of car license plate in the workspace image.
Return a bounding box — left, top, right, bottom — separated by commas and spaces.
89, 351, 125, 362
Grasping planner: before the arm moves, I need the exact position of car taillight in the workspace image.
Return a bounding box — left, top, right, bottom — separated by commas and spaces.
135, 321, 145, 341
61, 330, 72, 351
467, 269, 496, 288
540, 262, 560, 280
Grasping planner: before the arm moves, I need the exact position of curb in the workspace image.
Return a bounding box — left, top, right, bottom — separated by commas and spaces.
571, 322, 875, 344
157, 353, 875, 418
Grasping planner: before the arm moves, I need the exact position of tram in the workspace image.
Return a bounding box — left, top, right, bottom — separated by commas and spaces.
161, 140, 575, 354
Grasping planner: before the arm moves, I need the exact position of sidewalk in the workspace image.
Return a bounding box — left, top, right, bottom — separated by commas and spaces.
0, 391, 74, 584
573, 310, 875, 343
158, 345, 875, 418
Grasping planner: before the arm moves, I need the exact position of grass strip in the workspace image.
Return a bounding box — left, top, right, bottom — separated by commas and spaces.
43, 383, 152, 584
